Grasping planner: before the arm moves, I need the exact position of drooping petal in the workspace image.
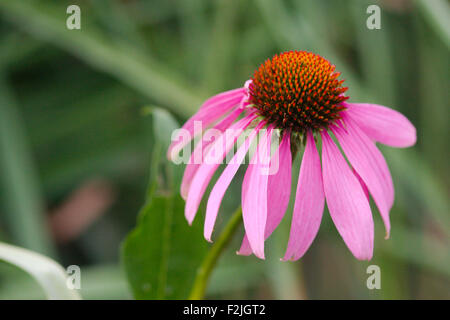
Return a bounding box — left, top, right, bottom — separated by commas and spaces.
240, 128, 273, 259
168, 89, 245, 159
204, 122, 265, 241
184, 114, 256, 224
332, 115, 393, 238
282, 131, 324, 261
238, 132, 292, 255
180, 108, 243, 199
344, 102, 416, 148
321, 131, 374, 260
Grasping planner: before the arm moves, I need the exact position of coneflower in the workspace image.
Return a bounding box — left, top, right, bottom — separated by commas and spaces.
168, 51, 416, 260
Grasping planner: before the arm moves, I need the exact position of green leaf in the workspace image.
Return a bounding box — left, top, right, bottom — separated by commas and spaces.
122, 194, 208, 299
144, 106, 184, 193
121, 106, 208, 299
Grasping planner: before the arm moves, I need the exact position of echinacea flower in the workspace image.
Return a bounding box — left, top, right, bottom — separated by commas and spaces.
168, 51, 416, 260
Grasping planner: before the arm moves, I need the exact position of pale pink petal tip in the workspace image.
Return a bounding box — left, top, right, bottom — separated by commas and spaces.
236, 228, 253, 256
236, 239, 258, 257
236, 248, 251, 256
237, 235, 252, 256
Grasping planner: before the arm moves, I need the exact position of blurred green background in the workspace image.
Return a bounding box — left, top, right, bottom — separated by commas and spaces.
0, 0, 448, 299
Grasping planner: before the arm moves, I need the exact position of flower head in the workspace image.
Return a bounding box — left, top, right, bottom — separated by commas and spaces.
168, 50, 416, 261
250, 51, 347, 131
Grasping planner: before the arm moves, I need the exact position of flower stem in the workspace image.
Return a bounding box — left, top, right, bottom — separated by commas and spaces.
188, 207, 243, 300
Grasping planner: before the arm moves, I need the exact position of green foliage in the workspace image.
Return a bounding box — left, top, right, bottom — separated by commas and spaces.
121, 108, 208, 299
0, 74, 55, 256
122, 194, 208, 299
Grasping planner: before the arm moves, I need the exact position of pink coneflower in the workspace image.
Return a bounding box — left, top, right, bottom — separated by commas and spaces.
168, 51, 416, 260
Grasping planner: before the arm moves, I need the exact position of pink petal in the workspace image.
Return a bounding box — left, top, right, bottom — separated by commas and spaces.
321, 131, 374, 261
184, 114, 256, 224
238, 132, 292, 256
344, 102, 416, 148
199, 87, 245, 112
180, 108, 242, 200
282, 131, 324, 261
240, 128, 273, 259
332, 114, 393, 238
168, 89, 245, 159
204, 121, 265, 241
